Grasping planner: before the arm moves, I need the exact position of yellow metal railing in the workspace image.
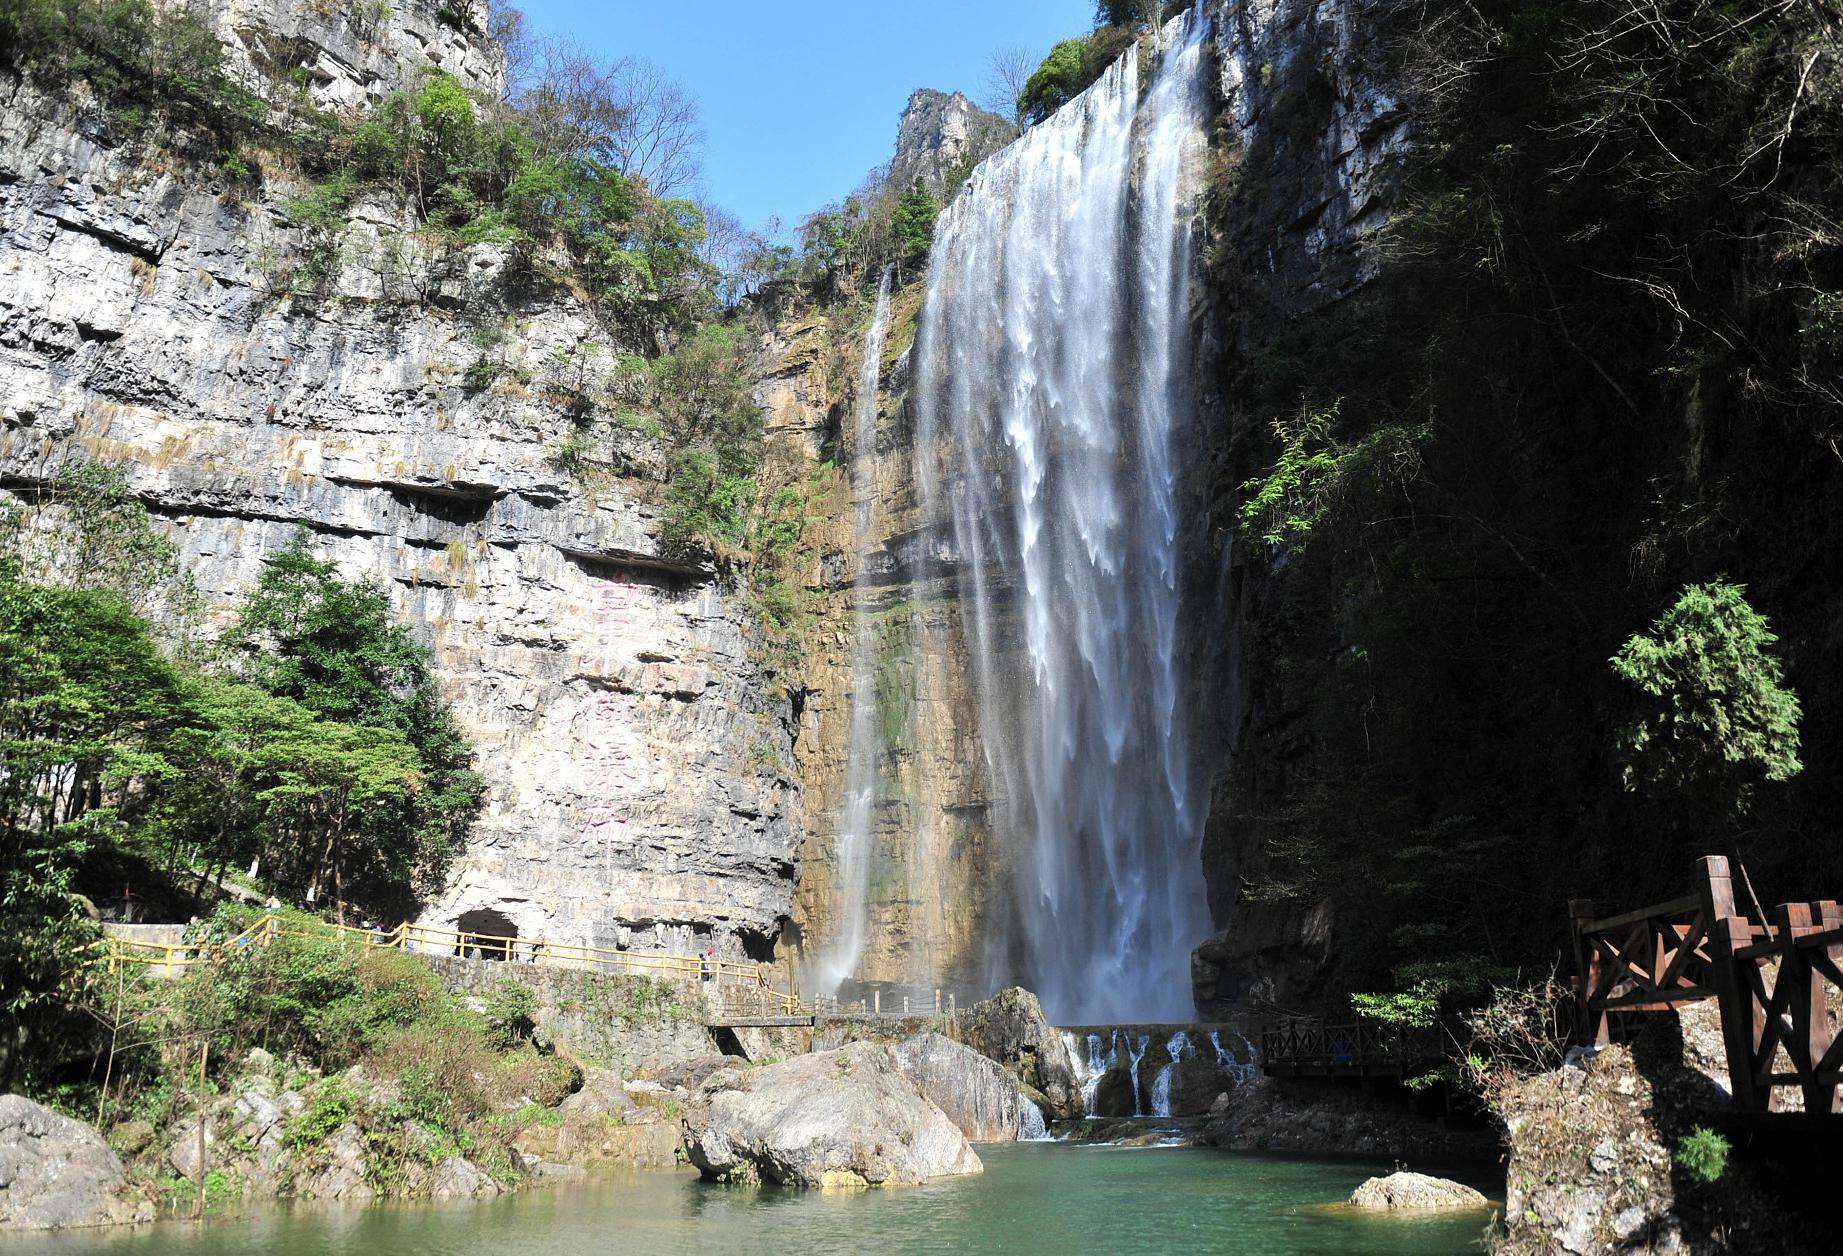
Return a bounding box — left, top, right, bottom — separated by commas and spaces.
98, 916, 808, 1015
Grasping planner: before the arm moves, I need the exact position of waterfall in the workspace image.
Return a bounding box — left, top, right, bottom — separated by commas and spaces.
1125, 1033, 1151, 1117
814, 269, 896, 995
1070, 1031, 1109, 1115
911, 4, 1214, 1022
1149, 1030, 1189, 1118
1209, 1028, 1260, 1085
1019, 1099, 1051, 1141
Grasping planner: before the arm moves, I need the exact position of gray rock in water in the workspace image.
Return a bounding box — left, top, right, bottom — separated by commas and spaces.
891, 1032, 1032, 1142
956, 988, 1081, 1118
0, 1094, 136, 1230
430, 1156, 504, 1198
680, 1043, 983, 1187
1349, 1171, 1489, 1211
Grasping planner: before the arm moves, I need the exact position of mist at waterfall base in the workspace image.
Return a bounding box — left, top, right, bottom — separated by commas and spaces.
905, 5, 1217, 1023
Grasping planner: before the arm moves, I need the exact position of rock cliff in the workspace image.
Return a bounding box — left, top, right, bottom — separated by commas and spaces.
0, 0, 801, 962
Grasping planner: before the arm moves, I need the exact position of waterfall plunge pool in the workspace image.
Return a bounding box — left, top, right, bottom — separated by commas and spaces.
5, 1144, 1495, 1256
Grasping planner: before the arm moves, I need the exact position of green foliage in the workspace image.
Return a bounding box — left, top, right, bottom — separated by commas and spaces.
1094, 0, 1158, 27
480, 979, 537, 1048
1237, 404, 1426, 551
1676, 1127, 1730, 1183
1352, 957, 1508, 1028
1611, 582, 1802, 816
0, 513, 476, 928
0, 460, 196, 623
0, 825, 100, 1090
224, 532, 481, 901
0, 0, 265, 151
181, 915, 448, 1067
659, 450, 754, 564
287, 1082, 353, 1153
892, 179, 939, 261
1019, 39, 1093, 123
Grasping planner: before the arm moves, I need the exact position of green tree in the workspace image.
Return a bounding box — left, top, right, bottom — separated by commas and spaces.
892, 178, 939, 261
1018, 39, 1093, 123
1095, 0, 1158, 29
0, 568, 186, 841
225, 534, 480, 899
1611, 582, 1803, 817
0, 460, 196, 626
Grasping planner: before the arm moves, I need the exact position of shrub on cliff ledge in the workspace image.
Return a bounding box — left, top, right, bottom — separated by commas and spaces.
1611, 581, 1802, 818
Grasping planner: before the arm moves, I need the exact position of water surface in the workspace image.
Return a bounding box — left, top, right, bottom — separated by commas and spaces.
7, 1144, 1493, 1255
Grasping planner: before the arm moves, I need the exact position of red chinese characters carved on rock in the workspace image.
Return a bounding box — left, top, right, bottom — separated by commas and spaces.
577, 579, 645, 854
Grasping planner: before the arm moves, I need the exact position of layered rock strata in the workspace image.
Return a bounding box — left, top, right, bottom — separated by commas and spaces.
0, 3, 801, 962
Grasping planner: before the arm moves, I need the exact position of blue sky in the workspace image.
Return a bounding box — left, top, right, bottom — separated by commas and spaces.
511, 0, 1085, 236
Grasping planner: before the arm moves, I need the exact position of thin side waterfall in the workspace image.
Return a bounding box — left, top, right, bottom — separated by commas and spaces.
814, 269, 896, 995
911, 5, 1214, 1021
1149, 1030, 1189, 1117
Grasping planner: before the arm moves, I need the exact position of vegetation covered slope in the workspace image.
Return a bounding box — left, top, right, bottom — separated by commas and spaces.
1205, 0, 1843, 1013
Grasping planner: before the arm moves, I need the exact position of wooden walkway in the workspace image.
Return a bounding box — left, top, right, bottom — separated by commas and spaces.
1572, 855, 1842, 1120
97, 917, 814, 1021
1261, 1020, 1455, 1080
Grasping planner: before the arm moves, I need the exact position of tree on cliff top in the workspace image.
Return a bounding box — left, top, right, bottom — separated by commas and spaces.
1611, 581, 1802, 819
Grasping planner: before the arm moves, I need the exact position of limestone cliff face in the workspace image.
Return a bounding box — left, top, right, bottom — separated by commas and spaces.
0, 1, 802, 962
889, 90, 1016, 199
756, 276, 999, 1001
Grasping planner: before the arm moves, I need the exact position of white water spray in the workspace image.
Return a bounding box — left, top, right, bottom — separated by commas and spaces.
815, 269, 896, 995
912, 5, 1215, 1022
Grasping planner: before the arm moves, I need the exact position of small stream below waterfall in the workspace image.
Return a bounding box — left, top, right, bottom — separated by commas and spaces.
4, 1145, 1493, 1255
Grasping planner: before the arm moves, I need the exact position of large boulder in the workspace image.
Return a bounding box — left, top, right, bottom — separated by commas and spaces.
891, 1033, 1037, 1142
1350, 1172, 1488, 1210
0, 1095, 140, 1230
1091, 1065, 1138, 1118
955, 988, 1081, 1118
680, 1043, 982, 1187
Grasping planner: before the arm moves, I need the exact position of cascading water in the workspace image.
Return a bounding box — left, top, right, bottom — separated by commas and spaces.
911, 5, 1215, 1022
1018, 1100, 1051, 1141
1149, 1030, 1190, 1118
1209, 1029, 1260, 1085
1125, 1033, 1151, 1117
814, 269, 896, 995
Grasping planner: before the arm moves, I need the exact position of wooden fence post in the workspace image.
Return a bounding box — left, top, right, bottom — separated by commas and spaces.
1568, 898, 1605, 1044
1718, 913, 1765, 1113
1777, 902, 1832, 1116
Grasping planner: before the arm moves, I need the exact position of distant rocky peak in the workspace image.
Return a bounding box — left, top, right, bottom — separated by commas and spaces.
890, 89, 1017, 199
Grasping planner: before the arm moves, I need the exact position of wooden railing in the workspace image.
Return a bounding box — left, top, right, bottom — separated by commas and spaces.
1261, 1019, 1457, 1079
98, 916, 806, 1016
1571, 855, 1841, 1118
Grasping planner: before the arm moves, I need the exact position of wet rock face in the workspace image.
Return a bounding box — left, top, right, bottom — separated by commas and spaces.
1188, 0, 1420, 1015
0, 2, 802, 963
1197, 1074, 1498, 1162
890, 1032, 1034, 1143
679, 1043, 983, 1187
0, 1095, 140, 1231
955, 988, 1081, 1119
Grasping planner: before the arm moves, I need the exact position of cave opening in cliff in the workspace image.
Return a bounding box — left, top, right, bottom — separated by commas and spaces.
456, 908, 519, 960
